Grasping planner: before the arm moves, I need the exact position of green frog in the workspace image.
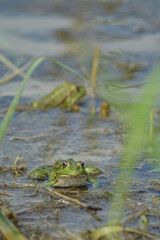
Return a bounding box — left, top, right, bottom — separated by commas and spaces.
1, 82, 86, 114
28, 159, 101, 187
32, 82, 86, 111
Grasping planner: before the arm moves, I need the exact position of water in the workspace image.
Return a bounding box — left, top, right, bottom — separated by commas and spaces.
0, 0, 160, 239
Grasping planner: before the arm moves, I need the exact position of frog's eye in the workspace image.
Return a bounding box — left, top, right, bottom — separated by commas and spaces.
81, 162, 84, 168
62, 162, 67, 168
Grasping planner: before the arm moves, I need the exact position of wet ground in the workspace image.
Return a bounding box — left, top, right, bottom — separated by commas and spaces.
0, 0, 160, 239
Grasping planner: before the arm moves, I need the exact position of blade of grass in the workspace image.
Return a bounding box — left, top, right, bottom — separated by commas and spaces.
0, 211, 26, 240
91, 225, 160, 240
0, 57, 45, 143
48, 58, 89, 82
14, 153, 22, 176
91, 63, 160, 239
107, 63, 160, 223
149, 110, 154, 140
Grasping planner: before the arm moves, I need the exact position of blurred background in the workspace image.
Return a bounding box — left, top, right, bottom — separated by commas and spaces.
1, 0, 160, 103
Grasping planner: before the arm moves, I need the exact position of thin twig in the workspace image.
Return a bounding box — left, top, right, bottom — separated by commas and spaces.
0, 182, 101, 210
47, 187, 88, 209
0, 54, 24, 73
0, 56, 34, 85
0, 191, 15, 196
11, 134, 52, 142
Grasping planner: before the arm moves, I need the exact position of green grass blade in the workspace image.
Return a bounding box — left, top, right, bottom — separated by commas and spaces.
0, 211, 26, 240
91, 225, 160, 240
48, 58, 89, 82
107, 63, 160, 223
0, 57, 45, 143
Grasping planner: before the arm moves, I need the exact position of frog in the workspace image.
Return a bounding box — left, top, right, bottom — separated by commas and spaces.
32, 82, 86, 111
28, 159, 101, 187
0, 82, 86, 114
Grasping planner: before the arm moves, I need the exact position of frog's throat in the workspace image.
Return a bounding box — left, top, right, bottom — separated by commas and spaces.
57, 173, 85, 177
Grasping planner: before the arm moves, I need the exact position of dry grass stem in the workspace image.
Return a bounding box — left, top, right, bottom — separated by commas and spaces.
0, 54, 33, 85
91, 46, 99, 95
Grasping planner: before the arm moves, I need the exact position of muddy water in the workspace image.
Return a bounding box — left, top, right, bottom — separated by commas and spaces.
0, 0, 160, 239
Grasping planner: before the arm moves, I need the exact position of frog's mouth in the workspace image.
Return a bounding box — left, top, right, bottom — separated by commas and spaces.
54, 175, 88, 187
58, 173, 87, 177
61, 172, 86, 177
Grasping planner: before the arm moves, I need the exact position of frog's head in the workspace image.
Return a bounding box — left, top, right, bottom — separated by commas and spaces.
60, 84, 86, 110
53, 159, 87, 176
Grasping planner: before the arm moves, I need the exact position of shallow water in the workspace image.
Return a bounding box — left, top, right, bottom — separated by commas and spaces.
0, 0, 160, 239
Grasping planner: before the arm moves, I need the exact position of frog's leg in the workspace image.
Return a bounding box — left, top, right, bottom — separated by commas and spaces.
88, 177, 98, 183
45, 180, 56, 187
70, 104, 80, 112
70, 86, 86, 106
85, 164, 102, 175
60, 86, 85, 111
28, 165, 53, 180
